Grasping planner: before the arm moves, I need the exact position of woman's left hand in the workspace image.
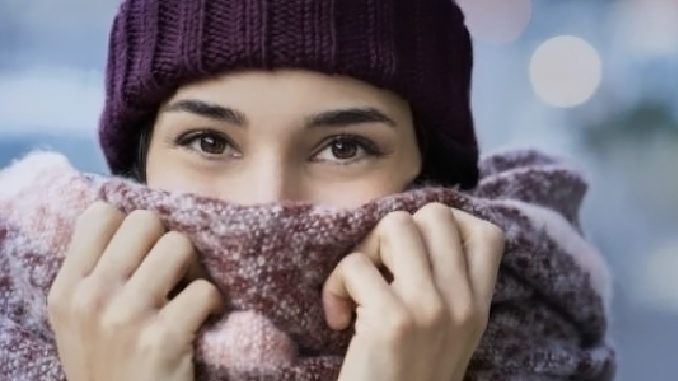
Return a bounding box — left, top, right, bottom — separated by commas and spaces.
323, 203, 505, 381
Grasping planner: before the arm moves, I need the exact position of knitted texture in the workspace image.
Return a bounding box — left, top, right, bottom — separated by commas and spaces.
99, 0, 478, 187
0, 150, 615, 380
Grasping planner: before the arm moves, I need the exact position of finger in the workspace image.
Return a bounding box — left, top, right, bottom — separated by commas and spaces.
412, 204, 472, 306
167, 249, 208, 300
55, 202, 125, 291
91, 210, 165, 283
160, 279, 225, 336
450, 210, 505, 308
354, 211, 437, 309
323, 252, 401, 330
124, 231, 199, 311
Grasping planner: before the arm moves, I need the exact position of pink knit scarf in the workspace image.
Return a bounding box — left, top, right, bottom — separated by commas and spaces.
0, 149, 615, 380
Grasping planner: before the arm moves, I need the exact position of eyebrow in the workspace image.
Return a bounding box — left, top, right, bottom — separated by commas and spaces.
305, 107, 396, 128
162, 99, 396, 129
162, 100, 248, 126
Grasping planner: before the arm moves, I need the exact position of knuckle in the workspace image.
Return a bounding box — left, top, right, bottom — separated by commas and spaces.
100, 308, 133, 335
137, 323, 169, 353
418, 301, 449, 328
452, 302, 483, 331
339, 252, 370, 271
416, 202, 451, 220
127, 209, 157, 221
382, 309, 415, 343
162, 231, 195, 258
76, 202, 123, 228
191, 279, 220, 300
70, 281, 102, 319
380, 210, 413, 230
482, 221, 505, 242
470, 217, 501, 236
377, 211, 414, 249
84, 201, 117, 216
467, 219, 505, 248
126, 210, 164, 234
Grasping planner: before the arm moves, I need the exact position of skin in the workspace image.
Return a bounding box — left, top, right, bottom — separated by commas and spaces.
48, 70, 505, 381
145, 70, 422, 206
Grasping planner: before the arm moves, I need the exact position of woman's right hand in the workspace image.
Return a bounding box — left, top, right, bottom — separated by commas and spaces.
47, 202, 224, 381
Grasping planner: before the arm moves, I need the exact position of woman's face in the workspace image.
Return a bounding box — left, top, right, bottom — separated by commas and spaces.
146, 69, 422, 208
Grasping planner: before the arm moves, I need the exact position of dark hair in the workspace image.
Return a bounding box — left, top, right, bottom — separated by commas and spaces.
124, 115, 478, 190
409, 110, 479, 190
124, 123, 152, 183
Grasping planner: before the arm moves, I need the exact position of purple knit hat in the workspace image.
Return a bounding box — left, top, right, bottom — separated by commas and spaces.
99, 0, 479, 188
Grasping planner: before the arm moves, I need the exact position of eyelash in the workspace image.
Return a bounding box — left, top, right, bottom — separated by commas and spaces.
174, 129, 384, 164
312, 134, 384, 164
175, 129, 240, 159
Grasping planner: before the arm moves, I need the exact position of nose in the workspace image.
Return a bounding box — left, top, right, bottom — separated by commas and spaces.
236, 157, 301, 204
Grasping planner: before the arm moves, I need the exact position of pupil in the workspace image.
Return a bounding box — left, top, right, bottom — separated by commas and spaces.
201, 136, 225, 154
332, 139, 357, 159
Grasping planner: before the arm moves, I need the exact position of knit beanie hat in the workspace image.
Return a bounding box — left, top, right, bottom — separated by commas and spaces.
99, 0, 479, 188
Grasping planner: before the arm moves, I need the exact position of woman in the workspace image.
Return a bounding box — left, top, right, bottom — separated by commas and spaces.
46, 0, 503, 379
0, 0, 614, 380
48, 0, 504, 379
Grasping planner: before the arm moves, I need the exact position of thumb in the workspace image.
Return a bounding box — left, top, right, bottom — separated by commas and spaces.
322, 269, 354, 330
324, 230, 382, 329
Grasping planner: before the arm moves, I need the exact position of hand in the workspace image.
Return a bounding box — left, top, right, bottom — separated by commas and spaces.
47, 202, 224, 381
323, 203, 505, 381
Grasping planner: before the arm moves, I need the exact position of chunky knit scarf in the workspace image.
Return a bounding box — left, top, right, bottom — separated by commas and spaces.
0, 150, 615, 380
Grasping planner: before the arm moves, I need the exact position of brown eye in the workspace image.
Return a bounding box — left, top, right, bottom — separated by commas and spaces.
331, 138, 358, 160
199, 135, 227, 155
176, 130, 239, 158
312, 135, 383, 165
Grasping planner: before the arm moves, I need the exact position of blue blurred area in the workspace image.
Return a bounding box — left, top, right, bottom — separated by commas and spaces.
1, 1, 677, 379
0, 134, 107, 174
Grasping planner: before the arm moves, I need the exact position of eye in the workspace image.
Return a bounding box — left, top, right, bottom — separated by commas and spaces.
176, 130, 240, 158
312, 135, 382, 164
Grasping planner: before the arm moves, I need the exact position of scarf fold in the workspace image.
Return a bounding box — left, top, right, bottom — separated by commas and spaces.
0, 149, 615, 380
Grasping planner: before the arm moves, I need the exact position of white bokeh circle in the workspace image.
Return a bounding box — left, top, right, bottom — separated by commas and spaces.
457, 0, 532, 44
529, 35, 603, 108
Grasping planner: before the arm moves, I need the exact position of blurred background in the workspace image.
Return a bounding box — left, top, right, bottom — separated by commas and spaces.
0, 0, 676, 379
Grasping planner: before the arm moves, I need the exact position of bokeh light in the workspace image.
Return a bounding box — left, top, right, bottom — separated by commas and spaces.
456, 0, 532, 44
529, 35, 603, 108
